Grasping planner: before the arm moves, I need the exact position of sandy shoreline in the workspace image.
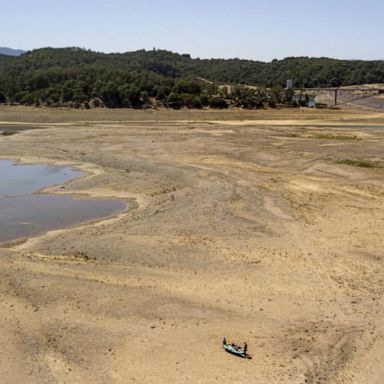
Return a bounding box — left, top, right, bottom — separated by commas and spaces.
0, 107, 383, 383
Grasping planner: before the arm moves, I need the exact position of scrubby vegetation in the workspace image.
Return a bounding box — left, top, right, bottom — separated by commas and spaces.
1, 47, 383, 109
338, 159, 382, 168
1, 130, 17, 136
310, 133, 361, 140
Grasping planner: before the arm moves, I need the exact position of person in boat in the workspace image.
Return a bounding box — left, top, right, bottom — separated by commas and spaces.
223, 337, 227, 345
243, 342, 248, 355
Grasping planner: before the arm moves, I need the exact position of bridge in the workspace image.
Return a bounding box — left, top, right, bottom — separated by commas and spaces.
296, 87, 384, 106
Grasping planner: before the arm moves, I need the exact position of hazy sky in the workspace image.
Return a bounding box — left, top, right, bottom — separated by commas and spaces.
3, 0, 384, 61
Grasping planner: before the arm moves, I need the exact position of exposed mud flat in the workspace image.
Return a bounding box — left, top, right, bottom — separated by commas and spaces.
0, 107, 383, 384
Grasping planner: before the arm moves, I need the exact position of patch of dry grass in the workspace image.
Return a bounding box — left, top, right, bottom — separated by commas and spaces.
337, 159, 382, 168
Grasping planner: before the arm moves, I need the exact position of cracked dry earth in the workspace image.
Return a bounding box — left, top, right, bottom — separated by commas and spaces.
0, 109, 384, 383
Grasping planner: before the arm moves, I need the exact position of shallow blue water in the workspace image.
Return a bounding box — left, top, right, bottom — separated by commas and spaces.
0, 159, 84, 197
0, 160, 126, 243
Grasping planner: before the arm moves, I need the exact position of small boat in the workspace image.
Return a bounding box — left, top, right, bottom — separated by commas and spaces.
223, 343, 252, 359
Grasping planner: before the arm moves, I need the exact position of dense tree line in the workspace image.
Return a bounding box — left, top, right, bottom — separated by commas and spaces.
0, 48, 383, 108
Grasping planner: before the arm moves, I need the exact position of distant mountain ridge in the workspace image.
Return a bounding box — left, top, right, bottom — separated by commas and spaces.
0, 47, 25, 56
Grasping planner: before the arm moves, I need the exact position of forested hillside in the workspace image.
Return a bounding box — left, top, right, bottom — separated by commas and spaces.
0, 47, 383, 108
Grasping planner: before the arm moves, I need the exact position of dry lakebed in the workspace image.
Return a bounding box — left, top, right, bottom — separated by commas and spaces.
0, 106, 384, 384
